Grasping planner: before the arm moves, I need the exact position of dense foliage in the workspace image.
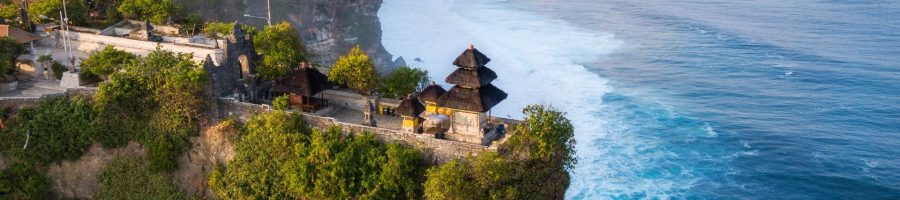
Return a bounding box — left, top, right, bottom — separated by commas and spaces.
201, 22, 234, 40
273, 94, 290, 110
0, 163, 51, 200
0, 37, 25, 75
117, 0, 179, 24
27, 0, 88, 25
378, 66, 429, 99
96, 157, 185, 200
209, 111, 424, 199
253, 22, 306, 81
329, 46, 379, 94
80, 46, 137, 79
50, 60, 66, 80
0, 97, 95, 164
94, 48, 207, 171
0, 0, 18, 24
424, 105, 576, 200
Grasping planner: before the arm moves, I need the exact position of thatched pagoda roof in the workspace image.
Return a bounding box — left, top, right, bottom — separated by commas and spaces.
397, 95, 426, 117
452, 45, 491, 69
272, 64, 329, 96
445, 66, 497, 88
419, 82, 446, 103
438, 84, 507, 112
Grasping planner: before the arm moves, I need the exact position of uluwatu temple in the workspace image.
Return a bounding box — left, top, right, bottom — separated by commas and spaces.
269, 44, 514, 146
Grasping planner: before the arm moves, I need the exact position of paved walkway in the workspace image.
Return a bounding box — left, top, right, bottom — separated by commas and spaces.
310, 105, 404, 131
0, 79, 66, 98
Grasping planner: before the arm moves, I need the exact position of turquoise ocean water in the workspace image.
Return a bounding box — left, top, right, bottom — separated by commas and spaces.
379, 0, 900, 199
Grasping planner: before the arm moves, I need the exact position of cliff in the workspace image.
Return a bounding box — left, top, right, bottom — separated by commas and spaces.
184, 0, 399, 74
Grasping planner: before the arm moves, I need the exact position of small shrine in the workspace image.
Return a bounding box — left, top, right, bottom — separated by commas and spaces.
397, 94, 426, 133
271, 62, 329, 111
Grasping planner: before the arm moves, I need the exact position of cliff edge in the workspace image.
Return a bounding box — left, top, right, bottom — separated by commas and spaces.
185, 0, 399, 74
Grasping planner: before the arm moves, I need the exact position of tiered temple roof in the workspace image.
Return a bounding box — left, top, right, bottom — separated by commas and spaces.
438, 45, 507, 112
419, 82, 447, 103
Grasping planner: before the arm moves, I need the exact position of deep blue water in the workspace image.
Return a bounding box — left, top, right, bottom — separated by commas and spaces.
379, 0, 900, 199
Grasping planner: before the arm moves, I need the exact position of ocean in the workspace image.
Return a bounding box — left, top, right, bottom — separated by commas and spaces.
378, 0, 900, 199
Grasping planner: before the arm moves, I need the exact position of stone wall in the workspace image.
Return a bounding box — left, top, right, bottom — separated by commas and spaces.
0, 88, 97, 112
57, 31, 224, 64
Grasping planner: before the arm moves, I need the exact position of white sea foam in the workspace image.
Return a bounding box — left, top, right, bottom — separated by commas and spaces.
380, 0, 695, 199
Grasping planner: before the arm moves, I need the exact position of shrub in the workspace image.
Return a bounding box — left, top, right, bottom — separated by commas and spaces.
27, 0, 87, 25
273, 94, 290, 110
424, 105, 576, 200
80, 46, 137, 79
97, 157, 185, 200
94, 48, 208, 171
0, 163, 51, 200
210, 111, 425, 199
0, 97, 95, 164
0, 37, 25, 75
117, 0, 179, 24
378, 66, 429, 99
328, 46, 379, 94
50, 60, 66, 80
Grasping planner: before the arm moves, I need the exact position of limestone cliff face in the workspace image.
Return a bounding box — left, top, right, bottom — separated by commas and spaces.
187, 0, 398, 74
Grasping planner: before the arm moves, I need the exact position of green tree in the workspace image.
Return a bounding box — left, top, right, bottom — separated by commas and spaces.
208, 111, 310, 199
273, 94, 290, 110
0, 37, 25, 75
80, 46, 137, 79
0, 96, 95, 164
201, 21, 233, 41
0, 163, 50, 200
210, 111, 425, 199
423, 105, 576, 200
117, 0, 178, 24
378, 66, 429, 99
502, 105, 577, 170
27, 0, 87, 25
329, 46, 379, 94
253, 22, 305, 81
96, 157, 185, 200
94, 48, 207, 170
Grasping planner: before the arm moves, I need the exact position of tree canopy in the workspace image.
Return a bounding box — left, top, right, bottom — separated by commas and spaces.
424, 105, 576, 200
27, 0, 88, 25
209, 111, 424, 200
80, 46, 138, 79
0, 96, 96, 164
96, 157, 185, 200
253, 22, 306, 81
329, 46, 379, 94
0, 163, 51, 200
94, 47, 207, 172
117, 0, 179, 24
0, 37, 25, 75
378, 66, 429, 99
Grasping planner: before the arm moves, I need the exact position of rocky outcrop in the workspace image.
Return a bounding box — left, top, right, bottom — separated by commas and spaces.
173, 121, 237, 198
187, 0, 400, 74
45, 142, 147, 199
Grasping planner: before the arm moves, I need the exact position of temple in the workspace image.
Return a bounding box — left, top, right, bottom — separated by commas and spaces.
422, 45, 508, 144
271, 62, 330, 111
